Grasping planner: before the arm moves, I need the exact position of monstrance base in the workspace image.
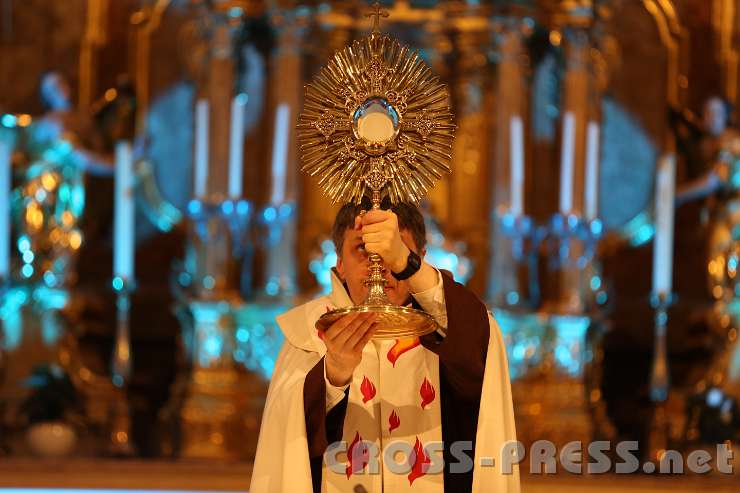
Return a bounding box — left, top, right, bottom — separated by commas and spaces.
317, 304, 438, 339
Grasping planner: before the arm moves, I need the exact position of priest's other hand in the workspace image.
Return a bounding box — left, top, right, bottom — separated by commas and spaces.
322, 311, 379, 387
355, 209, 410, 273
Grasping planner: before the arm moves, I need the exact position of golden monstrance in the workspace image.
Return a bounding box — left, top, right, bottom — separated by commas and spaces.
298, 3, 455, 339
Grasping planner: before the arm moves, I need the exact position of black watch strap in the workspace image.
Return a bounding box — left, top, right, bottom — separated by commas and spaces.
391, 250, 422, 281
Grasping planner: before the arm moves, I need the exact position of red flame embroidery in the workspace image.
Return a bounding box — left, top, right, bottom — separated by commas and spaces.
388, 410, 400, 434
387, 337, 420, 367
360, 376, 376, 404
420, 377, 436, 409
407, 436, 431, 485
346, 431, 370, 478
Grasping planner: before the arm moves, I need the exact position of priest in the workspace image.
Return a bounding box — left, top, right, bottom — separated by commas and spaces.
250, 199, 520, 492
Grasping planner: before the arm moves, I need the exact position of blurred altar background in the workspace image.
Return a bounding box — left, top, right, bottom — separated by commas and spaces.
1, 0, 740, 491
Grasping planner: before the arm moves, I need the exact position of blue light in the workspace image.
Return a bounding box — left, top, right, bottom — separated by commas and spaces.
21, 264, 33, 278
112, 277, 124, 291
43, 270, 56, 287
506, 291, 519, 305
235, 93, 249, 105
707, 388, 723, 408
204, 336, 222, 356
188, 200, 202, 215
279, 203, 293, 218
236, 327, 250, 343
590, 276, 601, 291
266, 280, 279, 296
178, 272, 191, 286
321, 239, 334, 254
567, 214, 579, 229
1, 114, 17, 127
203, 275, 216, 290
221, 200, 234, 215
263, 206, 277, 222
18, 236, 30, 252
502, 213, 515, 229
236, 200, 249, 215
22, 250, 34, 264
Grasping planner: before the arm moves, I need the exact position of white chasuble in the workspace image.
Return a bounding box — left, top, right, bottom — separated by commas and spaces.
249, 267, 521, 493
322, 336, 444, 492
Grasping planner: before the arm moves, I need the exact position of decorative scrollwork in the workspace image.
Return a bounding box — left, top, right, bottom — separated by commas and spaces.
299, 26, 455, 205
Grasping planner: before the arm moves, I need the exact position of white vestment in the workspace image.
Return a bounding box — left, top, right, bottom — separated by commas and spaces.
249, 268, 520, 492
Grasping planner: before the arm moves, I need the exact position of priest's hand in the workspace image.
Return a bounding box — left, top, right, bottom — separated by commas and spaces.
321, 312, 379, 387
355, 209, 410, 273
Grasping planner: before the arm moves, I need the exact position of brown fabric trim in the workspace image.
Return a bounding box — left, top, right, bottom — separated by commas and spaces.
304, 356, 329, 459
304, 356, 349, 493
419, 268, 490, 401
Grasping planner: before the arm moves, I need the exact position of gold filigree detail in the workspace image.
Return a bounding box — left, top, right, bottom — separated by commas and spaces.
298, 25, 454, 205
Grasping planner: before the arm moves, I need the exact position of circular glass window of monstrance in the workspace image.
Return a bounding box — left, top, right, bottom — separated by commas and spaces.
352, 97, 400, 145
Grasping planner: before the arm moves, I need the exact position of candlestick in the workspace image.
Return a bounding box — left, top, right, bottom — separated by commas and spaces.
194, 99, 210, 199
652, 154, 676, 296
114, 141, 135, 281
559, 111, 576, 215
510, 115, 524, 217
584, 120, 600, 221
228, 94, 247, 199
270, 104, 290, 205
0, 137, 10, 280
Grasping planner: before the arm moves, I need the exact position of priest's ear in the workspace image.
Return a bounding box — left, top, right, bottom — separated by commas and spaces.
335, 254, 345, 281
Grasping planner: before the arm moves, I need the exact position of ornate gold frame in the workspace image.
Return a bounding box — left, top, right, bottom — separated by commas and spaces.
299, 5, 455, 338
298, 10, 454, 206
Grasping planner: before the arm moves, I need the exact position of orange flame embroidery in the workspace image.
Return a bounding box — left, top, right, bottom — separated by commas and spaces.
407, 436, 431, 485
386, 337, 420, 367
360, 376, 376, 404
388, 410, 400, 434
420, 377, 436, 409
346, 431, 370, 478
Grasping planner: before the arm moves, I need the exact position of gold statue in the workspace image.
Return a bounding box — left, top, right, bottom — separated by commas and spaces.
298, 3, 455, 338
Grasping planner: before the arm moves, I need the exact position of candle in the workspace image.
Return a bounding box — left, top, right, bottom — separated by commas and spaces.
559, 111, 576, 215
228, 94, 247, 199
194, 99, 209, 199
114, 141, 135, 281
652, 154, 676, 296
509, 115, 525, 217
584, 120, 600, 221
0, 136, 10, 280
270, 103, 291, 205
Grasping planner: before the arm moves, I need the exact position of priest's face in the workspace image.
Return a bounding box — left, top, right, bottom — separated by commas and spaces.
336, 227, 423, 306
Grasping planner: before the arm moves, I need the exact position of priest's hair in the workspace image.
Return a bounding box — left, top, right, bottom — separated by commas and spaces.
331, 197, 427, 257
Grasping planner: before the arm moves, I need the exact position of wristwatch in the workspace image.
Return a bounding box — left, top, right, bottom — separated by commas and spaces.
391, 249, 422, 281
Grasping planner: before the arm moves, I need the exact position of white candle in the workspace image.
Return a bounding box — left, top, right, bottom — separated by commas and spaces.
584, 120, 600, 221
270, 103, 291, 205
652, 154, 676, 296
228, 94, 247, 199
114, 141, 135, 281
0, 137, 10, 280
194, 99, 209, 199
559, 111, 576, 215
510, 115, 525, 217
